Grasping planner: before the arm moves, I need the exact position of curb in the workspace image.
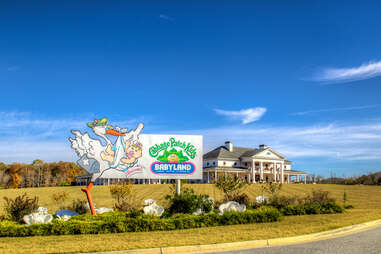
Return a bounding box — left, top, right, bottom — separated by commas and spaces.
82, 219, 381, 254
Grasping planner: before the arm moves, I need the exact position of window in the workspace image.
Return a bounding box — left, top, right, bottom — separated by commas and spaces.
245, 162, 248, 166
213, 161, 216, 165
207, 162, 209, 166
234, 162, 237, 166
223, 161, 226, 165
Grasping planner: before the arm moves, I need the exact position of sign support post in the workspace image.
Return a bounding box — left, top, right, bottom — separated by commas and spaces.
176, 179, 181, 195
81, 181, 97, 216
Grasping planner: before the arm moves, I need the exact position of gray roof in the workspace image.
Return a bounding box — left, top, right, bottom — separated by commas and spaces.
203, 146, 264, 160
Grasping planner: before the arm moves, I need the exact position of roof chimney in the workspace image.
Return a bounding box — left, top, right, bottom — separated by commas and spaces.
225, 141, 233, 152
259, 144, 267, 149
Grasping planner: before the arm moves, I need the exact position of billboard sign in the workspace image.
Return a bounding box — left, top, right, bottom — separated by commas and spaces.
69, 118, 202, 181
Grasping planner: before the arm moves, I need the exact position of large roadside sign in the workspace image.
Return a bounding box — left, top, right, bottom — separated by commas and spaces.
69, 118, 203, 181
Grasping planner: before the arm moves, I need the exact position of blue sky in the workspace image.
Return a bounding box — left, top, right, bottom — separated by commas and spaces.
1, 1, 381, 177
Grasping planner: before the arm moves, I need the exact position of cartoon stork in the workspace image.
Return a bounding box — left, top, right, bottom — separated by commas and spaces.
82, 117, 127, 216
87, 118, 126, 145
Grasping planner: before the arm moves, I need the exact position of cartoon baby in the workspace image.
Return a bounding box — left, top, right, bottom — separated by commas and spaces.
120, 142, 143, 164
100, 141, 142, 165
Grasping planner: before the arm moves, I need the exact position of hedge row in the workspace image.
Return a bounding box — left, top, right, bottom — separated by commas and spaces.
280, 202, 345, 216
0, 206, 281, 237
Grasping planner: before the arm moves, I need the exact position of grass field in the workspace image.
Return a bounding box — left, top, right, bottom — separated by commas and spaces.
1, 184, 381, 254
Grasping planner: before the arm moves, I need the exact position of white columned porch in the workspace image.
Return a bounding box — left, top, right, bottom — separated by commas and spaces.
273, 162, 277, 183
287, 174, 290, 183
251, 159, 256, 183
281, 162, 284, 184
207, 171, 210, 183
260, 161, 264, 182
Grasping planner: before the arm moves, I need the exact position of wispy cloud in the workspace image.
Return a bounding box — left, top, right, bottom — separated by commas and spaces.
178, 122, 381, 165
0, 112, 149, 163
292, 104, 381, 116
214, 107, 267, 124
314, 60, 381, 83
159, 14, 174, 21
7, 66, 20, 72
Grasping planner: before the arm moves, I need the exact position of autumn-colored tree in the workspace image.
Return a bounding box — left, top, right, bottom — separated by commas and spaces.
0, 160, 87, 189
10, 173, 21, 188
6, 163, 23, 189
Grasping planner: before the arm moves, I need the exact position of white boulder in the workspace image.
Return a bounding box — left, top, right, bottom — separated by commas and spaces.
193, 208, 203, 216
23, 207, 53, 225
218, 201, 246, 214
144, 199, 156, 206
143, 202, 164, 217
256, 195, 269, 203
95, 207, 113, 214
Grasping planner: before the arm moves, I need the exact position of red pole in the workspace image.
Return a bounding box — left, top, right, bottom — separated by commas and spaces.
81, 181, 97, 216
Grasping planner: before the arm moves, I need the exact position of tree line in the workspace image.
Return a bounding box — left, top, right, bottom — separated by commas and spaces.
0, 160, 87, 189
308, 171, 381, 185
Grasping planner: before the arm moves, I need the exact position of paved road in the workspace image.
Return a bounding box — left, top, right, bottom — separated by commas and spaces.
209, 226, 381, 254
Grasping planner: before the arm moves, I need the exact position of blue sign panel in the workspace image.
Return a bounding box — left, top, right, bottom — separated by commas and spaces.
151, 162, 195, 175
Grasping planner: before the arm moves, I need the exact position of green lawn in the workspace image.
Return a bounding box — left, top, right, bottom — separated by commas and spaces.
0, 184, 381, 254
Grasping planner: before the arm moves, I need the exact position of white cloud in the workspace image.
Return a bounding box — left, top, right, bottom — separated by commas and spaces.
7, 66, 20, 72
214, 107, 267, 124
0, 112, 148, 163
315, 60, 381, 83
178, 122, 381, 163
292, 104, 381, 116
159, 14, 174, 21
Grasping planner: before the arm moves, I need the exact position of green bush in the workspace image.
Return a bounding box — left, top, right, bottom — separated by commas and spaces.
269, 195, 298, 208
231, 193, 251, 207
165, 186, 213, 215
3, 193, 39, 223
280, 202, 344, 216
0, 207, 281, 237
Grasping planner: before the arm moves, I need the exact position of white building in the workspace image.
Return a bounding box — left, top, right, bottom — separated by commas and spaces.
203, 141, 307, 184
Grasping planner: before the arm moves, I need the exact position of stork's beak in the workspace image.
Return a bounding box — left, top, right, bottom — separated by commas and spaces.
106, 129, 126, 136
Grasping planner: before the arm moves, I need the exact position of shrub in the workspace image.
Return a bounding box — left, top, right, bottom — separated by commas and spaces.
280, 202, 344, 216
261, 182, 282, 197
269, 195, 298, 209
109, 183, 139, 212
51, 191, 69, 209
3, 193, 39, 223
305, 190, 335, 205
66, 199, 89, 214
215, 176, 246, 201
0, 207, 282, 237
165, 187, 213, 214
231, 193, 251, 207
